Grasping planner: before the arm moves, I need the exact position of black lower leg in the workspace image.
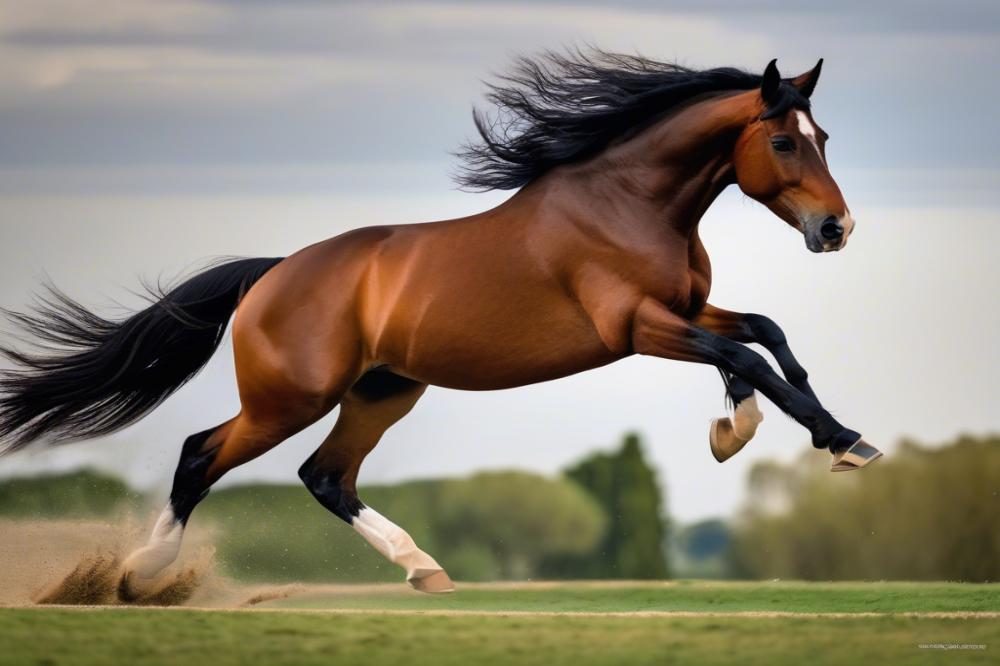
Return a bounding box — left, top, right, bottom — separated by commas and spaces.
169, 427, 221, 525
693, 328, 853, 450
743, 314, 819, 402
719, 370, 754, 408
118, 427, 221, 602
298, 451, 364, 524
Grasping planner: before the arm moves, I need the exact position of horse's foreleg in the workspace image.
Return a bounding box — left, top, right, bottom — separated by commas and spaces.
695, 304, 818, 399
298, 372, 453, 593
695, 304, 818, 460
632, 298, 880, 469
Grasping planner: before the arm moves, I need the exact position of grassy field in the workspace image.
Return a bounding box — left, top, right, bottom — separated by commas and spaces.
262, 580, 1000, 613
2, 582, 998, 666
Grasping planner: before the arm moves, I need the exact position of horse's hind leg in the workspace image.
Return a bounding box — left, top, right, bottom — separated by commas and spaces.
119, 402, 338, 599
298, 371, 453, 593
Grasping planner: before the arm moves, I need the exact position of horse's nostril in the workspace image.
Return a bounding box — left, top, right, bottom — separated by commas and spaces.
820, 216, 844, 240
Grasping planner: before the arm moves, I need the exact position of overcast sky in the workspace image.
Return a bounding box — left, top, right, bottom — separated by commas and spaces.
0, 1, 997, 522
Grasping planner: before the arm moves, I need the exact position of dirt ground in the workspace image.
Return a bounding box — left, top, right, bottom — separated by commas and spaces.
0, 518, 306, 608
3, 519, 999, 622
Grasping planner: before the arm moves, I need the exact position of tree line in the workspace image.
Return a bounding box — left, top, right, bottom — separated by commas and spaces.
727, 434, 1000, 582
0, 433, 670, 582
3, 432, 995, 582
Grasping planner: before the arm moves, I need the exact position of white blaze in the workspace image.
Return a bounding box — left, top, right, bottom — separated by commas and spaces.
795, 110, 821, 155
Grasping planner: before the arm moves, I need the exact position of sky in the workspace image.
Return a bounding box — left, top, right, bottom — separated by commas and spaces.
0, 1, 997, 522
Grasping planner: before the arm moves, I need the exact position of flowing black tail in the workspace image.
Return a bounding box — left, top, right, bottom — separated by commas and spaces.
0, 257, 283, 453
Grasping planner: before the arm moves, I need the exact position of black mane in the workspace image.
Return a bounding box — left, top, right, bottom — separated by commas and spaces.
456, 49, 807, 191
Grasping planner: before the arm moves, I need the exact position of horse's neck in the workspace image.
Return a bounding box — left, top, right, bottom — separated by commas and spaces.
531, 91, 757, 239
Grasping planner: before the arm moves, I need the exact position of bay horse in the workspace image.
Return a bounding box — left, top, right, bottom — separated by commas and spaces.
0, 51, 881, 596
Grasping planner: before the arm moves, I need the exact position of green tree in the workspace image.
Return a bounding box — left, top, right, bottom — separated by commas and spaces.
544, 433, 670, 579
434, 471, 606, 579
199, 471, 605, 582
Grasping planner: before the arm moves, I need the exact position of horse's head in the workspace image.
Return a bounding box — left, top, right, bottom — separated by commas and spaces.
733, 59, 854, 252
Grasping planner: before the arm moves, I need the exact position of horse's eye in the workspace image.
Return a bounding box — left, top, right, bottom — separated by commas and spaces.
770, 137, 795, 153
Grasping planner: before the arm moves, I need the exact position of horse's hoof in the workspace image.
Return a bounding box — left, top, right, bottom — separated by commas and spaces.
831, 438, 883, 472
117, 571, 141, 602
709, 417, 750, 462
408, 568, 455, 594
710, 396, 762, 462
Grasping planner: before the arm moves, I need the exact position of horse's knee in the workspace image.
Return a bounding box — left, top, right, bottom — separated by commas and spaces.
745, 313, 787, 347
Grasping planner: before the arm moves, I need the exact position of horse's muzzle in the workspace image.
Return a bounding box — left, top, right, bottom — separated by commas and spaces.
805, 214, 853, 252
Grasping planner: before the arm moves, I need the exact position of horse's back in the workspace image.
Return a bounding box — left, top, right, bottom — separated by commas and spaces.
354, 219, 619, 389
232, 218, 617, 393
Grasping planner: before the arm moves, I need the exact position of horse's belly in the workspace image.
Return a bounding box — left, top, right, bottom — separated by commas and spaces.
376, 302, 618, 390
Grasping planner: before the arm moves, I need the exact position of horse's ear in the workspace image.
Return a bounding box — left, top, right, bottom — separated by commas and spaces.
761, 59, 781, 104
791, 58, 823, 99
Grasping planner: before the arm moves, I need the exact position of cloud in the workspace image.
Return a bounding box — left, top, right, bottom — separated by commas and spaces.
0, 2, 772, 99
0, 1, 995, 171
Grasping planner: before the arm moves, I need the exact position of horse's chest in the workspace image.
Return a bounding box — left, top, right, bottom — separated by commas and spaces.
641, 258, 711, 319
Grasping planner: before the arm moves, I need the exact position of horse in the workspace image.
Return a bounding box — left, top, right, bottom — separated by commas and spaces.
0, 51, 881, 597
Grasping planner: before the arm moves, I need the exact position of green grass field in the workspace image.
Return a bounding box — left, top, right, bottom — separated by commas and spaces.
3, 582, 998, 666
263, 580, 1000, 613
